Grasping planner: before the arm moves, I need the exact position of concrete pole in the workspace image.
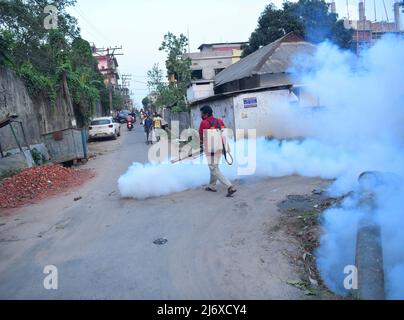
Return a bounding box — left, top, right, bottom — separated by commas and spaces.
109, 81, 113, 112
355, 172, 386, 300
394, 2, 401, 31
356, 220, 385, 300
359, 1, 366, 21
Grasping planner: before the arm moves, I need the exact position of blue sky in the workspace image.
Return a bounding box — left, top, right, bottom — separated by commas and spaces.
68, 0, 400, 106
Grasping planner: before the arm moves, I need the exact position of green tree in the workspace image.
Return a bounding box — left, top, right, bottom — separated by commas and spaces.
146, 63, 185, 113
243, 0, 353, 57
147, 63, 164, 90
112, 91, 124, 111
0, 32, 13, 67
157, 32, 192, 112
0, 0, 79, 70
243, 3, 304, 57
159, 32, 191, 83
0, 0, 110, 124
68, 38, 109, 124
142, 96, 150, 108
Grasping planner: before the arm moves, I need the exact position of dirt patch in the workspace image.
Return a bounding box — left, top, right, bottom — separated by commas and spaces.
0, 164, 94, 212
276, 189, 344, 299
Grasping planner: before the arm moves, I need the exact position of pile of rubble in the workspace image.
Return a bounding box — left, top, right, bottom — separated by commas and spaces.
0, 165, 92, 210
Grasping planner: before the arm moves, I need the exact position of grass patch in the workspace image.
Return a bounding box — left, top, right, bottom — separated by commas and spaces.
0, 169, 22, 182
278, 192, 343, 299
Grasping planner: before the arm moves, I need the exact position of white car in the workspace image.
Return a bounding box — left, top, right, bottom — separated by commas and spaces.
89, 117, 121, 141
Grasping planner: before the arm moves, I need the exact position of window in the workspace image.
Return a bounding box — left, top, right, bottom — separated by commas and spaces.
91, 119, 111, 126
191, 69, 203, 80
215, 68, 225, 75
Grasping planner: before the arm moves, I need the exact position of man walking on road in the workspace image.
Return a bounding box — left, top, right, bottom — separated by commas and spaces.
153, 113, 163, 142
144, 115, 153, 145
199, 105, 237, 197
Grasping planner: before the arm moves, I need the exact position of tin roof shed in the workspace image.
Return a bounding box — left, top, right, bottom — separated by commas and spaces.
214, 33, 317, 94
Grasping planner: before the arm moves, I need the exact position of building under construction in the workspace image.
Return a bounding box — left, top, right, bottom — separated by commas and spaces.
339, 0, 404, 52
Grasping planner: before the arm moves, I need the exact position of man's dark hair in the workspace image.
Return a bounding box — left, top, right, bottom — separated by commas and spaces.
200, 105, 213, 116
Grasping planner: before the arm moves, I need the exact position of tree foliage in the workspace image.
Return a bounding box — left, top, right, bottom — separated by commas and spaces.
148, 32, 192, 113
159, 32, 191, 84
142, 96, 150, 109
0, 0, 111, 124
146, 61, 189, 113
243, 0, 353, 57
147, 63, 165, 92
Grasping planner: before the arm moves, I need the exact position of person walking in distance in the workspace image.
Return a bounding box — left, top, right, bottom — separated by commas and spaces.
153, 113, 163, 142
144, 115, 153, 145
199, 105, 237, 197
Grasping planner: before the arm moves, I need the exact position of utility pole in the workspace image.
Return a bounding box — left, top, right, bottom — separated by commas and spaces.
93, 46, 123, 112
121, 74, 133, 110
121, 74, 132, 88
187, 26, 191, 53
374, 0, 377, 22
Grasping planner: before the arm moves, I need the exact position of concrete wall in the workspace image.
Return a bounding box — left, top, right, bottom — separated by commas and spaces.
191, 87, 318, 140
233, 89, 298, 138
186, 82, 214, 103
0, 68, 73, 152
190, 97, 236, 135
185, 51, 233, 80
1, 68, 42, 151
163, 108, 191, 135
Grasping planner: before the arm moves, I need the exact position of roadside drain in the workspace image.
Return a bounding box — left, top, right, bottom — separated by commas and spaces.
153, 238, 168, 246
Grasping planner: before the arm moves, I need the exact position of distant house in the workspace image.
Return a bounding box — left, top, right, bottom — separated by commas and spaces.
93, 50, 120, 89
185, 42, 246, 103
190, 33, 319, 139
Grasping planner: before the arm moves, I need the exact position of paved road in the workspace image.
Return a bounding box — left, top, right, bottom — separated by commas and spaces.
0, 125, 328, 299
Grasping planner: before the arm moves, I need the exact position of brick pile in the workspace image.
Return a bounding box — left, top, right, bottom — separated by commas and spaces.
0, 165, 92, 210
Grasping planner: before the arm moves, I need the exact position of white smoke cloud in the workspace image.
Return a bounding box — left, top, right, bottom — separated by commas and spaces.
294, 36, 404, 299
118, 35, 404, 299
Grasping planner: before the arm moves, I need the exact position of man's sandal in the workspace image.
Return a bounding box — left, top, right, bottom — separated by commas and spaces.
226, 187, 238, 197
205, 187, 217, 193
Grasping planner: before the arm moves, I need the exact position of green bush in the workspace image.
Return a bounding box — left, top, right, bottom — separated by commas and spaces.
18, 63, 57, 102
30, 148, 44, 165
0, 169, 22, 182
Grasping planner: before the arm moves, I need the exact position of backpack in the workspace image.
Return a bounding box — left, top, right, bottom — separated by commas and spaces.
205, 118, 226, 155
208, 118, 225, 130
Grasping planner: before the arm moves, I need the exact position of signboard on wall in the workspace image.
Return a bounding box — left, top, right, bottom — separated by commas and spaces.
243, 97, 258, 109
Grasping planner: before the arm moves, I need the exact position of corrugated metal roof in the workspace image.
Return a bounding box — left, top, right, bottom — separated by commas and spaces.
214, 33, 316, 87
190, 83, 293, 106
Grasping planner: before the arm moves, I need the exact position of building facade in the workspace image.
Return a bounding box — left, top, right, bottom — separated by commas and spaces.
190, 33, 319, 139
93, 49, 120, 89
185, 42, 246, 103
347, 1, 404, 52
